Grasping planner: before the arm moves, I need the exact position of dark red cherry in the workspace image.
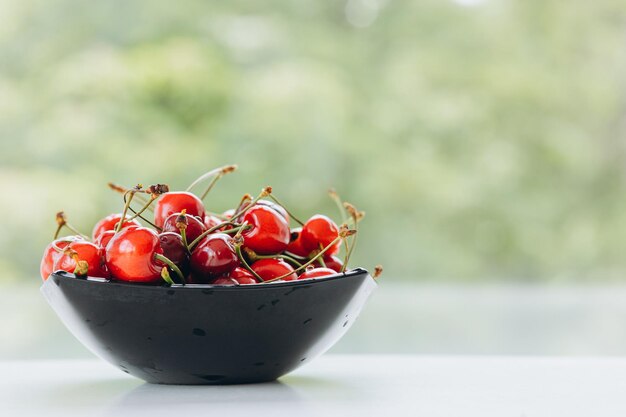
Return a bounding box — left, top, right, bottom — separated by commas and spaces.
105, 227, 164, 283
251, 258, 297, 281
162, 212, 207, 242
241, 205, 290, 255
190, 233, 239, 283
153, 192, 206, 229
213, 268, 258, 285
299, 267, 337, 280
40, 235, 83, 280
301, 214, 340, 255
92, 213, 140, 240
53, 240, 109, 278
286, 227, 310, 257
159, 232, 189, 275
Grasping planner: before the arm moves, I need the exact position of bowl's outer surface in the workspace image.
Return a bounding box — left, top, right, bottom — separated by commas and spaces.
41, 268, 376, 385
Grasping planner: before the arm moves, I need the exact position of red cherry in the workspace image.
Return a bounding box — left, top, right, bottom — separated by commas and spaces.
222, 209, 235, 219
53, 240, 109, 278
251, 258, 297, 281
251, 200, 288, 222
40, 236, 83, 280
299, 267, 337, 280
94, 230, 116, 249
92, 213, 140, 240
153, 192, 206, 229
105, 227, 165, 283
301, 214, 340, 255
213, 268, 258, 285
204, 214, 222, 230
229, 267, 257, 283
242, 205, 290, 255
286, 227, 310, 257
161, 212, 206, 242
318, 255, 343, 272
159, 232, 189, 275
190, 233, 239, 283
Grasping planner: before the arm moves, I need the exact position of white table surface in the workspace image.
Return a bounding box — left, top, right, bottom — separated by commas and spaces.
2, 355, 626, 417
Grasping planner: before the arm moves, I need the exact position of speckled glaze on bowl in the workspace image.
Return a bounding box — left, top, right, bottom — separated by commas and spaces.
41, 268, 376, 385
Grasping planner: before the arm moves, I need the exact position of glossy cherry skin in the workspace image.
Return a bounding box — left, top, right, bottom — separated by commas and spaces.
162, 212, 207, 243
94, 230, 116, 249
242, 205, 290, 255
251, 258, 297, 282
105, 227, 164, 283
54, 240, 109, 278
92, 213, 140, 240
299, 267, 337, 280
213, 268, 258, 285
238, 199, 288, 222
301, 214, 340, 255
286, 227, 310, 257
153, 192, 206, 229
159, 232, 189, 275
40, 236, 83, 280
189, 233, 239, 283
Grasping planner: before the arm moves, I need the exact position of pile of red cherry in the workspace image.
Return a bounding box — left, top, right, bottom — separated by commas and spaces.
40, 165, 376, 286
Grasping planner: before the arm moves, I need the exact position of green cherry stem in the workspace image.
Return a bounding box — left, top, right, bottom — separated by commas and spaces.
180, 227, 189, 254
160, 267, 175, 286
115, 190, 136, 233
125, 195, 157, 222
234, 244, 264, 282
154, 253, 186, 285
243, 247, 304, 268
264, 233, 351, 283
268, 195, 305, 226
342, 216, 358, 272
230, 187, 273, 221
185, 164, 238, 200
188, 221, 244, 251
328, 188, 348, 224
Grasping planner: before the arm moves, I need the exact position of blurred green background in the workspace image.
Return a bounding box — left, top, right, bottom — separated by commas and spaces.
2, 0, 626, 284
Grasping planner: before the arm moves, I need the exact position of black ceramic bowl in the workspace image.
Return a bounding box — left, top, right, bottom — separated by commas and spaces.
41, 268, 376, 385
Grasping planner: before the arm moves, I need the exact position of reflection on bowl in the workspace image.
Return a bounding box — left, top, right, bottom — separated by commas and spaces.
41, 268, 376, 385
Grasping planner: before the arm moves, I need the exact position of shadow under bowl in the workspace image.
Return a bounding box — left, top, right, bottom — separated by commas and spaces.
41, 268, 376, 385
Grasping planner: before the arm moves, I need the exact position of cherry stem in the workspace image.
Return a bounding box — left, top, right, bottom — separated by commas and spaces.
220, 225, 249, 235
244, 248, 304, 268
268, 195, 305, 226
230, 187, 272, 221
116, 191, 135, 232
154, 253, 186, 285
53, 224, 63, 240
160, 267, 175, 286
125, 195, 157, 222
122, 192, 162, 231
200, 174, 222, 201
188, 222, 247, 251
264, 234, 346, 283
317, 255, 327, 268
180, 227, 189, 254
328, 188, 348, 224
234, 244, 264, 282
108, 183, 153, 212
342, 215, 358, 272
185, 165, 238, 200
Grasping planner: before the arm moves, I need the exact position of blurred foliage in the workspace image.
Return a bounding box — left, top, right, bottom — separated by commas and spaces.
2, 0, 626, 282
